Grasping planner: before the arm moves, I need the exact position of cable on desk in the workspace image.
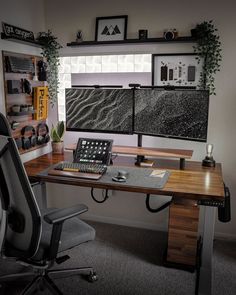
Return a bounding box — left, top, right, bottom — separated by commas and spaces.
91, 188, 109, 203
145, 194, 172, 213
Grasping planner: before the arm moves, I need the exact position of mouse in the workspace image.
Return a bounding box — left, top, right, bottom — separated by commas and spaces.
112, 170, 129, 182
112, 175, 126, 182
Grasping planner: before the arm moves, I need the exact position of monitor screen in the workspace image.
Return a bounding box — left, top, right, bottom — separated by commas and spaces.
66, 88, 133, 134
134, 89, 209, 142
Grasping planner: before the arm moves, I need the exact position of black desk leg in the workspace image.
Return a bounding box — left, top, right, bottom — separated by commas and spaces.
180, 158, 185, 170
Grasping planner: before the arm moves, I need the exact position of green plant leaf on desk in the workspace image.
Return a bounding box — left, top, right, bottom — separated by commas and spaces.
51, 128, 61, 142
56, 121, 65, 139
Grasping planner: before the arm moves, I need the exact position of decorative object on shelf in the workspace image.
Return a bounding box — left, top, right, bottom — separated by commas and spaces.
163, 29, 178, 40
202, 143, 216, 167
76, 30, 83, 42
33, 86, 49, 120
33, 57, 38, 81
20, 104, 29, 112
5, 55, 34, 73
51, 121, 65, 154
152, 53, 203, 88
95, 15, 128, 42
11, 121, 20, 130
38, 60, 47, 81
28, 105, 34, 111
7, 80, 22, 94
36, 123, 50, 145
23, 79, 32, 95
21, 125, 37, 150
11, 105, 20, 113
139, 29, 148, 40
2, 22, 35, 42
36, 30, 62, 106
192, 20, 222, 95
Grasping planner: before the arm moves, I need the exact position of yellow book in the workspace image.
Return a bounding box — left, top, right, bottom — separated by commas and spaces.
33, 86, 48, 120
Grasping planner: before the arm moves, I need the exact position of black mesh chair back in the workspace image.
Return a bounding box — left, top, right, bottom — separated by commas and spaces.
0, 113, 42, 259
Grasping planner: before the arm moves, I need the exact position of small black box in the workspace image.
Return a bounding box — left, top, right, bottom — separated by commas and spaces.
139, 30, 148, 40
7, 80, 22, 94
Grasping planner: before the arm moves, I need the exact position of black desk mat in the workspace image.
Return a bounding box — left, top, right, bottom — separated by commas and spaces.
99, 166, 170, 189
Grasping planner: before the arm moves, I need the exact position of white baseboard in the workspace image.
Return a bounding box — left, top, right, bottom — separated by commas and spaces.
214, 231, 236, 241
82, 214, 236, 241
82, 214, 167, 232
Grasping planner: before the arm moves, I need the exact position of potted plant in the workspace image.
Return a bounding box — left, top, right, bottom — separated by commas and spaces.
192, 20, 222, 95
50, 121, 65, 154
36, 30, 62, 106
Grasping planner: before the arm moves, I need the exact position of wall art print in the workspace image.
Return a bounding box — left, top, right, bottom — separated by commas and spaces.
95, 15, 128, 42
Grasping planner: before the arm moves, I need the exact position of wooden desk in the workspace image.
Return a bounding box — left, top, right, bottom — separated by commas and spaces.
24, 152, 225, 295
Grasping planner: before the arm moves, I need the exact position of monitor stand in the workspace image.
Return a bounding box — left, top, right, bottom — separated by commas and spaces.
135, 134, 146, 165
133, 134, 190, 169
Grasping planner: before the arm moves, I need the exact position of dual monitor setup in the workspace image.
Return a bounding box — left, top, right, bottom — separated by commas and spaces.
65, 85, 209, 143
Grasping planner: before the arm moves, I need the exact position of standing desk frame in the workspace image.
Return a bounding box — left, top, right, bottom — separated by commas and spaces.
24, 152, 225, 295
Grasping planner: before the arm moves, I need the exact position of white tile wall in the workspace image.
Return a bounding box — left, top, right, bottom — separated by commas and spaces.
59, 57, 71, 73
102, 55, 118, 72
85, 56, 102, 73
71, 56, 86, 73
118, 55, 134, 72
58, 54, 151, 120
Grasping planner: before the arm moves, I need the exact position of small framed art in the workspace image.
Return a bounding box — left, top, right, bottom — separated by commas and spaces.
152, 53, 203, 88
95, 15, 128, 42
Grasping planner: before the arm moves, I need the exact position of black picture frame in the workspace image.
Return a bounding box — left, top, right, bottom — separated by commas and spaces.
152, 53, 203, 88
95, 15, 128, 42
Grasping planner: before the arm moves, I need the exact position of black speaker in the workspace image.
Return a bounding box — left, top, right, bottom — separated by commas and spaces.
218, 185, 231, 222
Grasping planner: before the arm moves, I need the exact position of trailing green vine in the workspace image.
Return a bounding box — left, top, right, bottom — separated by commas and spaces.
36, 30, 62, 106
192, 20, 222, 95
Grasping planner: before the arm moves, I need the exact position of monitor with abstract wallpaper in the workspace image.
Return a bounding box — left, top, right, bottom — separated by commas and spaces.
65, 88, 133, 134
134, 89, 209, 142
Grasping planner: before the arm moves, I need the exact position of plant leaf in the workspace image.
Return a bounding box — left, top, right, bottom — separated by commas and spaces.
57, 121, 65, 139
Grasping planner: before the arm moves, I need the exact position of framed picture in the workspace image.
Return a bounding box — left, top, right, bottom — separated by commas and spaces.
152, 53, 203, 88
95, 15, 128, 42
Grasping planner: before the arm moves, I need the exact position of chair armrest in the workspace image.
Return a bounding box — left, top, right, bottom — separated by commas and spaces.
43, 204, 88, 261
44, 204, 88, 225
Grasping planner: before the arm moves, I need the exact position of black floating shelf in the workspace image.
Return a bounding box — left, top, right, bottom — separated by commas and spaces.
1, 33, 43, 48
67, 36, 196, 47
8, 110, 36, 116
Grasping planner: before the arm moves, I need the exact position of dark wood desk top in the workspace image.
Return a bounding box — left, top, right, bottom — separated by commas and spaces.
24, 152, 225, 201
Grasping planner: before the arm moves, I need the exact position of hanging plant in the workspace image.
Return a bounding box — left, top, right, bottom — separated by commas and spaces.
192, 20, 222, 95
36, 30, 62, 106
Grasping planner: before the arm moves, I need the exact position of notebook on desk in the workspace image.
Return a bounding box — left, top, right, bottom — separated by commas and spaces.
48, 138, 113, 180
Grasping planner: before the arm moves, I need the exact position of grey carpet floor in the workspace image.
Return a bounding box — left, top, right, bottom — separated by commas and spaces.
0, 221, 236, 295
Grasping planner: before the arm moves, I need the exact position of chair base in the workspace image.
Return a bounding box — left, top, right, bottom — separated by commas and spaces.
0, 266, 98, 295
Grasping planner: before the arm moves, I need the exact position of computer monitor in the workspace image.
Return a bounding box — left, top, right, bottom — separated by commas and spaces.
134, 89, 209, 142
66, 88, 133, 134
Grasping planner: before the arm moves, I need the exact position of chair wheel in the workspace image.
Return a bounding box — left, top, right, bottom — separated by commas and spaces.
87, 271, 98, 282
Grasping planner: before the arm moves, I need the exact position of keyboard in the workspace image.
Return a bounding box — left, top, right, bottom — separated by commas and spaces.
54, 162, 107, 174
6, 56, 34, 73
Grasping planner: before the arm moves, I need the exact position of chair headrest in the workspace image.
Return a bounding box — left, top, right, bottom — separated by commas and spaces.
0, 112, 12, 136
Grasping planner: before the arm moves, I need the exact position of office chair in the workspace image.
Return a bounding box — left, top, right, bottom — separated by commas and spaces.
0, 113, 97, 294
